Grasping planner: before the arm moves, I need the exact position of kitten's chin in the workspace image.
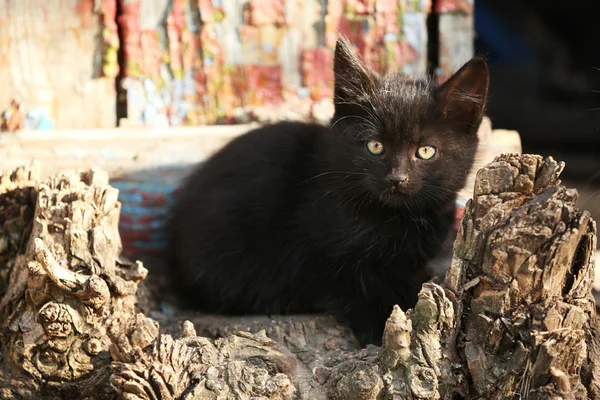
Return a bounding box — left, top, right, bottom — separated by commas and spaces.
378, 191, 411, 208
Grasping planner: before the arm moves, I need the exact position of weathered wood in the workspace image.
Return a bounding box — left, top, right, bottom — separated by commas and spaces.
446, 154, 599, 399
0, 154, 597, 399
0, 162, 39, 303
0, 165, 148, 399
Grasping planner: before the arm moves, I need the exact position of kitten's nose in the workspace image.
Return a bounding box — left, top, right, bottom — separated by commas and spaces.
387, 174, 409, 186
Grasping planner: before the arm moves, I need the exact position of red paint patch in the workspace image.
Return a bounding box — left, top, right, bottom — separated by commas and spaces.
345, 0, 376, 15
76, 0, 95, 29
436, 0, 474, 14
245, 65, 284, 105
119, 0, 142, 77
249, 0, 285, 26
302, 48, 334, 101
454, 206, 465, 232
99, 0, 119, 77
166, 1, 184, 76
141, 192, 168, 207
374, 0, 399, 35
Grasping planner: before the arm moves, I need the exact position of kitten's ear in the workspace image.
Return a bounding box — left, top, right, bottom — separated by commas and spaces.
438, 57, 489, 131
333, 36, 376, 106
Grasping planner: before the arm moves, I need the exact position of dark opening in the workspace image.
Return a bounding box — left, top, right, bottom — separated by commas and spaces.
426, 0, 440, 77
562, 231, 590, 296
115, 0, 127, 126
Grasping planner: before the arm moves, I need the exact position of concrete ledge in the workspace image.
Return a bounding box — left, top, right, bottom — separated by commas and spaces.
0, 124, 259, 178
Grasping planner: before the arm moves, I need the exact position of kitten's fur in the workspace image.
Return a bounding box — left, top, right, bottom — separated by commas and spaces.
167, 37, 489, 345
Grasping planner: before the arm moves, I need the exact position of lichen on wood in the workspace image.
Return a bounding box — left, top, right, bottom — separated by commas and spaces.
0, 154, 598, 400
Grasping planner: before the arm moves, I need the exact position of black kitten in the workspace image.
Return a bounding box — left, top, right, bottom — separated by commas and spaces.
167, 37, 489, 345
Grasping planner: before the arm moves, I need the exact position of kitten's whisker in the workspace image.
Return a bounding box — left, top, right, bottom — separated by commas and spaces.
315, 181, 372, 206
332, 114, 380, 137
586, 169, 600, 183
331, 115, 359, 129
582, 187, 600, 204
296, 171, 371, 187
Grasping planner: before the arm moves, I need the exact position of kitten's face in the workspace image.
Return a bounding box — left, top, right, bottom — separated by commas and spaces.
330, 37, 489, 209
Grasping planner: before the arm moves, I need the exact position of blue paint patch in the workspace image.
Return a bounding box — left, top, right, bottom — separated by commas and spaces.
113, 165, 196, 269
184, 0, 199, 33
297, 87, 310, 99
24, 107, 55, 130
383, 32, 398, 43
262, 43, 275, 53
158, 302, 178, 317
100, 150, 117, 159
115, 191, 144, 204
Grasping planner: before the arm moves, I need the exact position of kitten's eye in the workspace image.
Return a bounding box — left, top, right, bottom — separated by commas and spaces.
416, 145, 437, 160
366, 140, 384, 155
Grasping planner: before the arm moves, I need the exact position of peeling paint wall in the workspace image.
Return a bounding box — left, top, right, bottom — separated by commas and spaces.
436, 0, 474, 82
0, 0, 475, 130
0, 0, 117, 130
117, 0, 433, 127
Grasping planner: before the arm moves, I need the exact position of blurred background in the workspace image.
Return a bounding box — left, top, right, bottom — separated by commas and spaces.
0, 0, 598, 264
474, 0, 600, 230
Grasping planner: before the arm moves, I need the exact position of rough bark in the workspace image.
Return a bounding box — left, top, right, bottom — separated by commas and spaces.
0, 154, 597, 400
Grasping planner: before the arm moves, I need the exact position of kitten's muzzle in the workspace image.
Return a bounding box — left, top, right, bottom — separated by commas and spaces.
386, 174, 410, 192
386, 174, 408, 184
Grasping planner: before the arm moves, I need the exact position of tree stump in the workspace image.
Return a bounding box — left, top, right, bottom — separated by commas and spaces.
0, 154, 597, 399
